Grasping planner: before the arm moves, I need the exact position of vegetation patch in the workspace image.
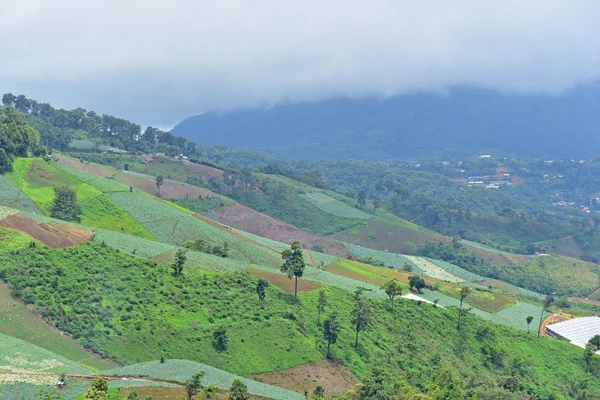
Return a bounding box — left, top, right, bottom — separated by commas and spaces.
0, 226, 38, 254
105, 360, 303, 400
0, 214, 93, 248
248, 267, 321, 293
300, 192, 372, 219
0, 175, 41, 213
5, 159, 154, 239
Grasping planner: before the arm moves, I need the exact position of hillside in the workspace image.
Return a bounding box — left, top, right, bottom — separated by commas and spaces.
172, 84, 600, 160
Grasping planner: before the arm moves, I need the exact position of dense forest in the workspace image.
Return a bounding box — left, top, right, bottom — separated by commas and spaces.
172, 84, 600, 160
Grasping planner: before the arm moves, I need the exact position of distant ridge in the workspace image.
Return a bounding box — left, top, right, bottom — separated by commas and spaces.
172, 83, 600, 160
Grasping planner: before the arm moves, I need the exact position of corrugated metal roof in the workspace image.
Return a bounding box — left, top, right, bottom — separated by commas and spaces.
546, 316, 600, 348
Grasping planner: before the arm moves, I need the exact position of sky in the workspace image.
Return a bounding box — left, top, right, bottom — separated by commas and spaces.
1, 0, 599, 128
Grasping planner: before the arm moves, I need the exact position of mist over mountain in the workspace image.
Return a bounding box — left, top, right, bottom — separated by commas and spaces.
172, 84, 600, 161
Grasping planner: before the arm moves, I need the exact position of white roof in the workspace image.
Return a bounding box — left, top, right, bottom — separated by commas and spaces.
546, 316, 600, 348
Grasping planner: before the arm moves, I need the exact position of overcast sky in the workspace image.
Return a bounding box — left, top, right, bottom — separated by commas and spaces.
1, 0, 599, 128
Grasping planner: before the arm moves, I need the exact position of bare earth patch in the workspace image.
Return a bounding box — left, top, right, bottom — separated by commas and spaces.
247, 267, 320, 293
115, 172, 216, 200
55, 155, 118, 177
185, 161, 225, 180
0, 215, 94, 248
213, 203, 349, 257
248, 360, 360, 395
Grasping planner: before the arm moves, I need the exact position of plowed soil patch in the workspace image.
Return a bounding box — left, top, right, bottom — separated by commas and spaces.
212, 203, 349, 257
55, 155, 117, 177
464, 245, 532, 266
248, 359, 359, 394
0, 215, 93, 248
115, 173, 215, 199
247, 267, 320, 293
185, 161, 224, 180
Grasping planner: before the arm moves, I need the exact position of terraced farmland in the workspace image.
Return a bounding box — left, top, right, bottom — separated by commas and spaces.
5, 159, 154, 240
104, 360, 303, 400
300, 192, 372, 219
0, 175, 41, 213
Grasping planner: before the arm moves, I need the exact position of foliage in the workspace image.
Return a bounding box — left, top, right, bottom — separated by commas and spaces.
0, 174, 41, 213
408, 276, 426, 292
281, 241, 306, 299
228, 378, 249, 400
184, 371, 205, 400
256, 278, 269, 302
212, 326, 228, 352
322, 313, 341, 359
50, 184, 83, 222
172, 249, 187, 276
5, 159, 154, 239
383, 280, 402, 309
0, 107, 41, 173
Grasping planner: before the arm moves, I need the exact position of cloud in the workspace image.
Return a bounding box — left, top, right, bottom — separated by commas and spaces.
1, 0, 599, 127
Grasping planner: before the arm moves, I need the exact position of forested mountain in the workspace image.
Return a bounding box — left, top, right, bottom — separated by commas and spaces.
172, 83, 600, 160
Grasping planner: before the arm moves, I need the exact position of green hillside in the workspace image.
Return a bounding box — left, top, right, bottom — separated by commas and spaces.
1, 241, 599, 399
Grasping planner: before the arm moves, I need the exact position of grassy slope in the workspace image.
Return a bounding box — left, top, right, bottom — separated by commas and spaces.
0, 243, 598, 398
5, 159, 154, 240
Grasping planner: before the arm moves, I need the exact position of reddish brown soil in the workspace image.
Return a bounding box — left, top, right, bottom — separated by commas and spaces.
248, 359, 360, 395
0, 215, 94, 248
115, 172, 215, 200
185, 160, 225, 180
463, 245, 533, 266
212, 203, 349, 257
247, 267, 320, 293
540, 310, 573, 336
55, 155, 115, 178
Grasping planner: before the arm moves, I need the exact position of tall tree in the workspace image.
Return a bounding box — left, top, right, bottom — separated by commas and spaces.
85, 378, 108, 400
408, 275, 426, 293
351, 294, 373, 348
357, 190, 366, 209
185, 371, 205, 400
228, 379, 249, 400
172, 249, 187, 276
317, 289, 328, 324
383, 280, 402, 309
323, 313, 341, 359
538, 296, 554, 338
50, 185, 82, 222
457, 286, 471, 330
213, 326, 228, 351
256, 278, 269, 302
281, 240, 305, 299
155, 175, 164, 197
526, 316, 534, 334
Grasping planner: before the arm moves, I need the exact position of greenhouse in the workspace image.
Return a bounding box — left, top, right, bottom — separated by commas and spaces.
546, 316, 600, 349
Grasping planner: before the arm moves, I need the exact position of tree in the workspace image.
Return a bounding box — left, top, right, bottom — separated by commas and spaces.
589, 334, 600, 351
127, 391, 140, 400
256, 278, 269, 302
228, 379, 249, 400
312, 385, 325, 400
85, 378, 108, 400
457, 286, 471, 330
356, 190, 366, 209
538, 295, 554, 338
156, 175, 164, 197
584, 343, 595, 373
383, 280, 402, 309
213, 326, 228, 351
317, 289, 328, 324
172, 249, 187, 276
185, 371, 205, 400
50, 185, 82, 222
203, 385, 218, 400
526, 316, 534, 334
323, 313, 341, 359
351, 294, 373, 348
408, 276, 426, 293
281, 241, 305, 299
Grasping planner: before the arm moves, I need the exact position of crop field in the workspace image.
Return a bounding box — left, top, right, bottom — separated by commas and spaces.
300, 192, 372, 219
418, 289, 546, 331
0, 206, 19, 221
111, 192, 283, 266
404, 256, 465, 283
438, 284, 515, 313
104, 360, 303, 400
0, 175, 41, 213
427, 259, 485, 282
342, 242, 422, 273
0, 283, 114, 371
5, 159, 155, 240
55, 163, 130, 193
0, 334, 92, 374
0, 226, 38, 254
94, 228, 175, 258
234, 229, 338, 267
1, 379, 90, 400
